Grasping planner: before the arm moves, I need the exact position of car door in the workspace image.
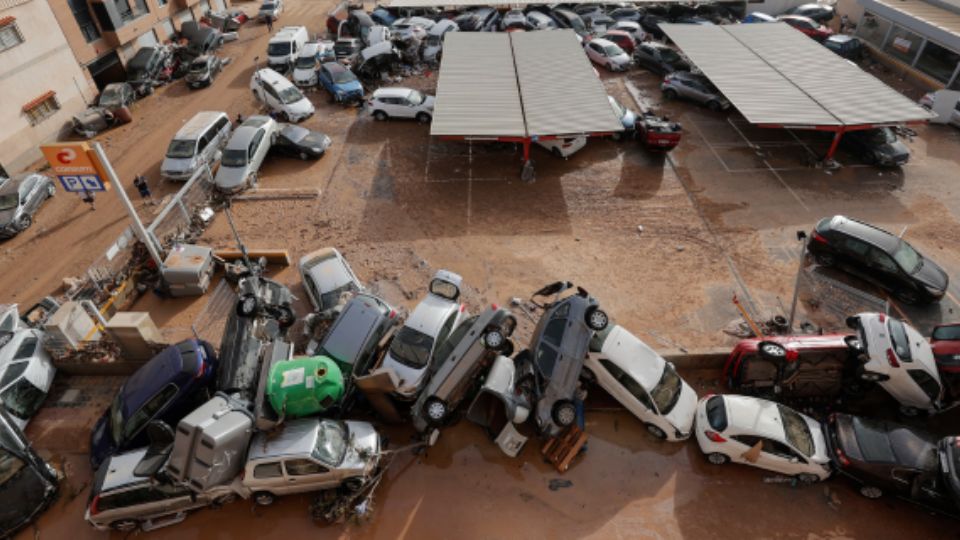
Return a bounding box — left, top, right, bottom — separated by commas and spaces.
430, 311, 460, 368
282, 458, 333, 494
248, 128, 267, 174
758, 437, 808, 475
835, 235, 872, 278
597, 358, 658, 425
865, 246, 905, 292
635, 45, 654, 70
319, 67, 332, 93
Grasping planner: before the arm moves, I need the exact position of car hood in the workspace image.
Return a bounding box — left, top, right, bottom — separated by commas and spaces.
662, 380, 697, 435
287, 98, 315, 115
161, 156, 195, 173
335, 81, 364, 94
612, 53, 631, 65
381, 352, 427, 398
214, 166, 249, 190
186, 70, 210, 82
293, 68, 317, 80
302, 133, 331, 150
422, 96, 436, 110
341, 420, 380, 471
913, 256, 949, 293
877, 140, 910, 160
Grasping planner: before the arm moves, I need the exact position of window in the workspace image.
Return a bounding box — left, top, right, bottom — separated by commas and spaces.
732, 434, 762, 448
158, 0, 168, 5
887, 318, 913, 361
253, 462, 282, 478
124, 383, 178, 439
0, 449, 26, 485
883, 25, 924, 64
705, 395, 727, 430
542, 319, 566, 346
67, 0, 100, 42
867, 248, 898, 273
0, 361, 29, 389
23, 93, 60, 126
285, 459, 326, 476
132, 0, 149, 17
855, 12, 891, 48
115, 0, 135, 23
433, 313, 458, 362
762, 438, 802, 461
0, 21, 24, 52
249, 130, 265, 156
840, 236, 870, 257
12, 337, 37, 360
535, 344, 559, 378
433, 315, 475, 366
599, 359, 655, 410
915, 41, 960, 84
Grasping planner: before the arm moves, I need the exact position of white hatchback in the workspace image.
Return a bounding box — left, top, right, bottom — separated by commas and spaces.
584, 38, 631, 71
694, 394, 832, 482
848, 312, 944, 414
585, 325, 697, 440
367, 87, 435, 123
381, 270, 466, 399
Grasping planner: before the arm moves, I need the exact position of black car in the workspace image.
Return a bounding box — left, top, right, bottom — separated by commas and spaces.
808, 215, 949, 304
640, 13, 669, 40
787, 3, 836, 23
185, 55, 223, 89
825, 413, 960, 516
841, 127, 910, 167
126, 46, 170, 96
271, 123, 332, 160
457, 7, 499, 31
823, 35, 864, 60
333, 38, 362, 63
0, 406, 58, 537
550, 8, 588, 35
609, 7, 644, 23
633, 42, 690, 75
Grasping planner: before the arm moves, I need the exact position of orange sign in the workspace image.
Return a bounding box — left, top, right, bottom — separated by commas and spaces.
40, 142, 110, 191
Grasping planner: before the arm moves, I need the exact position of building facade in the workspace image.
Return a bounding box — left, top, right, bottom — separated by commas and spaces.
856, 0, 960, 90
49, 0, 230, 91
0, 0, 96, 175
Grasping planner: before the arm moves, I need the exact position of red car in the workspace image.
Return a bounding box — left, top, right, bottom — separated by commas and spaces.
723, 334, 859, 399
778, 15, 834, 41
600, 30, 636, 55
932, 323, 960, 401
635, 112, 682, 151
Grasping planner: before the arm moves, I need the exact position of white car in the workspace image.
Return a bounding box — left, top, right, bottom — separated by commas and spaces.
536, 135, 587, 158
213, 116, 277, 193
367, 87, 435, 123
848, 312, 944, 414
611, 20, 646, 42
585, 325, 697, 440
919, 90, 960, 128
526, 11, 557, 30
584, 38, 631, 71
250, 68, 315, 122
391, 16, 434, 41
258, 0, 282, 20
694, 394, 832, 482
0, 328, 55, 429
381, 270, 466, 399
298, 247, 363, 313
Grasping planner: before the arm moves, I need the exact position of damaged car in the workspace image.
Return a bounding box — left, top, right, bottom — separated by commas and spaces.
0, 405, 59, 538
0, 173, 55, 239
271, 124, 331, 160
318, 62, 364, 104
0, 326, 55, 428
126, 45, 171, 96
185, 55, 223, 89
298, 247, 363, 313
353, 42, 402, 83
465, 354, 532, 457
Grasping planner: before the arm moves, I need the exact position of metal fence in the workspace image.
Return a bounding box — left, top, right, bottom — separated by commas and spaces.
146, 166, 215, 251
796, 266, 888, 331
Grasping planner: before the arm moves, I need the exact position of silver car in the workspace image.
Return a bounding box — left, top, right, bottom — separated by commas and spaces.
0, 328, 55, 429
661, 71, 731, 111
298, 247, 363, 313
0, 174, 55, 238
241, 418, 380, 506
213, 116, 277, 193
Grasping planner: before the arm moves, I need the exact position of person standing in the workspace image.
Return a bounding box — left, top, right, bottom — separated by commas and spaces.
81, 188, 95, 210
133, 175, 155, 205
265, 13, 274, 32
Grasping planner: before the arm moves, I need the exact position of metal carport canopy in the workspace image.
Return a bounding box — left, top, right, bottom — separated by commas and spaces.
659, 23, 935, 128
389, 0, 686, 7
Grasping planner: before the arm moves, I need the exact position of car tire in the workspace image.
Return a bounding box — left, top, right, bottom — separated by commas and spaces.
484, 329, 506, 351
663, 88, 678, 100
110, 520, 139, 532
814, 252, 835, 266
299, 151, 309, 160
276, 306, 295, 329
552, 400, 577, 428
845, 315, 860, 330
843, 335, 862, 351
416, 112, 432, 124
796, 473, 820, 485
706, 452, 729, 465
211, 494, 237, 509
253, 491, 276, 506
47, 184, 56, 198
757, 341, 788, 362
584, 306, 609, 331
343, 477, 365, 493
859, 485, 883, 499
237, 294, 259, 317
424, 397, 448, 426
894, 288, 920, 305
500, 339, 515, 358
16, 214, 32, 231
373, 110, 388, 121
645, 423, 667, 440
707, 100, 722, 112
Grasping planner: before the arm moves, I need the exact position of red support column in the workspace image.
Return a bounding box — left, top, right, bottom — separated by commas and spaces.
825, 127, 846, 160
522, 138, 531, 163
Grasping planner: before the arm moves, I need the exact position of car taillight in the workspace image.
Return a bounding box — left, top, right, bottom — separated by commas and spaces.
835, 447, 850, 467
491, 303, 499, 310
878, 313, 886, 323
705, 430, 726, 443
663, 77, 670, 84
886, 348, 899, 368
90, 495, 101, 515
388, 309, 397, 319
459, 304, 466, 312
811, 232, 828, 244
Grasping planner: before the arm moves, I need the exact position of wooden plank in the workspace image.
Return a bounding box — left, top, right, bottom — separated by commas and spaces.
214, 249, 291, 266
541, 425, 588, 473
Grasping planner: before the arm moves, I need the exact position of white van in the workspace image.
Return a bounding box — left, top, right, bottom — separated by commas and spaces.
160, 111, 232, 181
250, 68, 315, 122
292, 42, 324, 87
267, 25, 309, 70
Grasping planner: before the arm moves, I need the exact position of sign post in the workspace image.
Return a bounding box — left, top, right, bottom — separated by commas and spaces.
40, 142, 165, 269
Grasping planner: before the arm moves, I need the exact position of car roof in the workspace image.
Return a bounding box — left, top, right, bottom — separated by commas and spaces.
248, 417, 321, 460
823, 215, 900, 252
374, 87, 414, 98
591, 38, 616, 47
405, 293, 458, 336
174, 111, 228, 139
300, 248, 354, 292
255, 68, 292, 86
242, 115, 272, 129
97, 447, 149, 493
300, 42, 321, 55
843, 414, 938, 470
323, 61, 348, 73
596, 325, 668, 389
118, 341, 198, 415
225, 126, 260, 149
722, 395, 788, 440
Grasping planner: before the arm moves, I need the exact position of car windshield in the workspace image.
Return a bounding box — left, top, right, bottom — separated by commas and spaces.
660, 48, 682, 63
0, 194, 18, 211
99, 87, 123, 108
189, 60, 208, 72
109, 394, 125, 445
331, 70, 355, 84
933, 325, 960, 341
388, 326, 434, 369
569, 18, 586, 32
312, 420, 347, 465
649, 364, 683, 414
408, 90, 426, 105
887, 318, 913, 361
603, 44, 624, 56
268, 42, 291, 56
893, 240, 922, 273
777, 404, 814, 456
165, 139, 195, 159
295, 56, 315, 69
320, 283, 355, 311
261, 2, 274, 9
221, 148, 248, 167
279, 85, 304, 104
0, 379, 46, 421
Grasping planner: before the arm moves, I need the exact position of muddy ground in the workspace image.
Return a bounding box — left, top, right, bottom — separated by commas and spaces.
5, 0, 960, 537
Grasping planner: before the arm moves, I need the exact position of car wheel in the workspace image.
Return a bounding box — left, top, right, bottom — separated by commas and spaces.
416, 112, 432, 124
299, 151, 309, 160
707, 100, 722, 112
645, 424, 667, 440
843, 335, 862, 351
552, 400, 577, 428
859, 485, 883, 499
796, 473, 820, 485
110, 520, 139, 532
16, 214, 32, 231
424, 397, 448, 426
894, 288, 920, 305
373, 110, 388, 121
211, 494, 237, 509
253, 491, 275, 506
343, 477, 365, 493
47, 184, 56, 198
584, 306, 609, 331
814, 252, 835, 266
663, 88, 678, 100
500, 339, 515, 358
706, 452, 729, 465
757, 341, 787, 362
276, 306, 295, 328
484, 329, 506, 351
237, 294, 259, 317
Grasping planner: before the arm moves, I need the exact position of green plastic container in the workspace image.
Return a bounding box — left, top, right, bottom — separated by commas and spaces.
267, 356, 345, 418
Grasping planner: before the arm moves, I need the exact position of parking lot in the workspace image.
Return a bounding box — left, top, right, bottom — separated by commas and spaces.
5, 0, 960, 537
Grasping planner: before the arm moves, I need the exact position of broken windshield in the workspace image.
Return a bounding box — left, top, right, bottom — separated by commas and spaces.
388, 326, 433, 369
777, 404, 814, 456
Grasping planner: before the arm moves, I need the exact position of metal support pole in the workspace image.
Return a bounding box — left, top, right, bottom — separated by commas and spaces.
90, 143, 165, 269
522, 139, 531, 162
787, 231, 808, 332
824, 128, 845, 160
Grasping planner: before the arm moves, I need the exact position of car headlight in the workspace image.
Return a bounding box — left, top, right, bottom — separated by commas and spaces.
311, 147, 322, 153
924, 284, 944, 296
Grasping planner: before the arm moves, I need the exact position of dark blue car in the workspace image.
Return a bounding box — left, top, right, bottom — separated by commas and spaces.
318, 62, 364, 104
89, 339, 217, 469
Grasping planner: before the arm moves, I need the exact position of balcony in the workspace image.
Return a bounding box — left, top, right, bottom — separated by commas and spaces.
91, 0, 154, 47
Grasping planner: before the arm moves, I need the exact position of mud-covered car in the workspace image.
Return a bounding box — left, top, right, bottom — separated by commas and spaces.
0, 173, 56, 238
515, 281, 608, 437
0, 405, 59, 538
411, 305, 517, 432
185, 55, 223, 89
465, 354, 532, 457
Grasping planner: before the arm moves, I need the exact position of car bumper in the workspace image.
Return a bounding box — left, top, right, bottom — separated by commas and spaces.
878, 155, 909, 167
162, 170, 194, 181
